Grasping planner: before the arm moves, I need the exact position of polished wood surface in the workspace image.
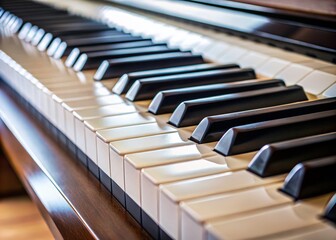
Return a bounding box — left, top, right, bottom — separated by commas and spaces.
0, 83, 150, 240
0, 196, 54, 240
234, 0, 336, 16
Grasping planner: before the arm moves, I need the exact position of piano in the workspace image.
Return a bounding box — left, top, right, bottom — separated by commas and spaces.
0, 0, 335, 239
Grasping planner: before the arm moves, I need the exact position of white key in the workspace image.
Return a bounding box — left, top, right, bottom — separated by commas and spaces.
257, 58, 291, 77
323, 83, 336, 98
96, 122, 178, 180
31, 28, 45, 46
152, 26, 178, 43
298, 70, 336, 96
25, 25, 38, 43
57, 90, 112, 140
73, 103, 138, 152
167, 29, 190, 48
237, 51, 269, 69
124, 144, 216, 210
97, 122, 176, 142
205, 195, 331, 240
284, 223, 336, 240
144, 154, 252, 236
18, 22, 32, 39
85, 112, 156, 164
51, 87, 111, 129
217, 46, 248, 64
158, 170, 284, 239
60, 94, 124, 133
202, 41, 230, 62
179, 33, 203, 51
38, 33, 53, 52
275, 63, 314, 86
191, 37, 214, 54
107, 132, 192, 194
180, 183, 289, 240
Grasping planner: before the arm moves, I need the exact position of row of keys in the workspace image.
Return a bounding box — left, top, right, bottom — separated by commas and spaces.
0, 1, 335, 239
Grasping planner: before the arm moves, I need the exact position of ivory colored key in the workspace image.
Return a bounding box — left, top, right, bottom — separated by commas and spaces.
180, 183, 290, 240
72, 103, 138, 153
58, 94, 125, 134
107, 131, 193, 205
142, 153, 253, 238
97, 122, 177, 142
257, 57, 291, 77
157, 170, 285, 239
38, 83, 108, 123
124, 144, 216, 221
95, 122, 177, 185
323, 83, 336, 98
275, 61, 323, 86
284, 223, 336, 240
298, 70, 336, 96
205, 195, 332, 240
50, 87, 112, 127
85, 112, 157, 173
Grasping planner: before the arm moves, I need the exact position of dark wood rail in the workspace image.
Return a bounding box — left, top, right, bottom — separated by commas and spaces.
0, 82, 150, 240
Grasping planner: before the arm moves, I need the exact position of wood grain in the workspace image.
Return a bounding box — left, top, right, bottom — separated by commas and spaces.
0, 196, 54, 240
0, 83, 150, 239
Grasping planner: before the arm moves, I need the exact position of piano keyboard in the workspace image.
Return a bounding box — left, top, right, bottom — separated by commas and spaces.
0, 0, 335, 239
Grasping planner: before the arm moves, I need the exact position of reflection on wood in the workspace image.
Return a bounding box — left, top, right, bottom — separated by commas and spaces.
234, 0, 336, 16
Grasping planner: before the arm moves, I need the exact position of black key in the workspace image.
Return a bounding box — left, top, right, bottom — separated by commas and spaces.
38, 22, 108, 32
324, 194, 336, 224
25, 17, 91, 28
34, 28, 121, 48
113, 63, 239, 95
40, 29, 123, 52
149, 79, 285, 114
11, 11, 68, 22
215, 110, 336, 156
94, 52, 205, 80
280, 156, 336, 200
51, 29, 124, 41
169, 85, 307, 128
65, 40, 157, 67
52, 29, 121, 39
73, 45, 180, 71
191, 97, 336, 143
47, 30, 125, 56
248, 132, 336, 177
126, 68, 255, 101
53, 35, 146, 59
